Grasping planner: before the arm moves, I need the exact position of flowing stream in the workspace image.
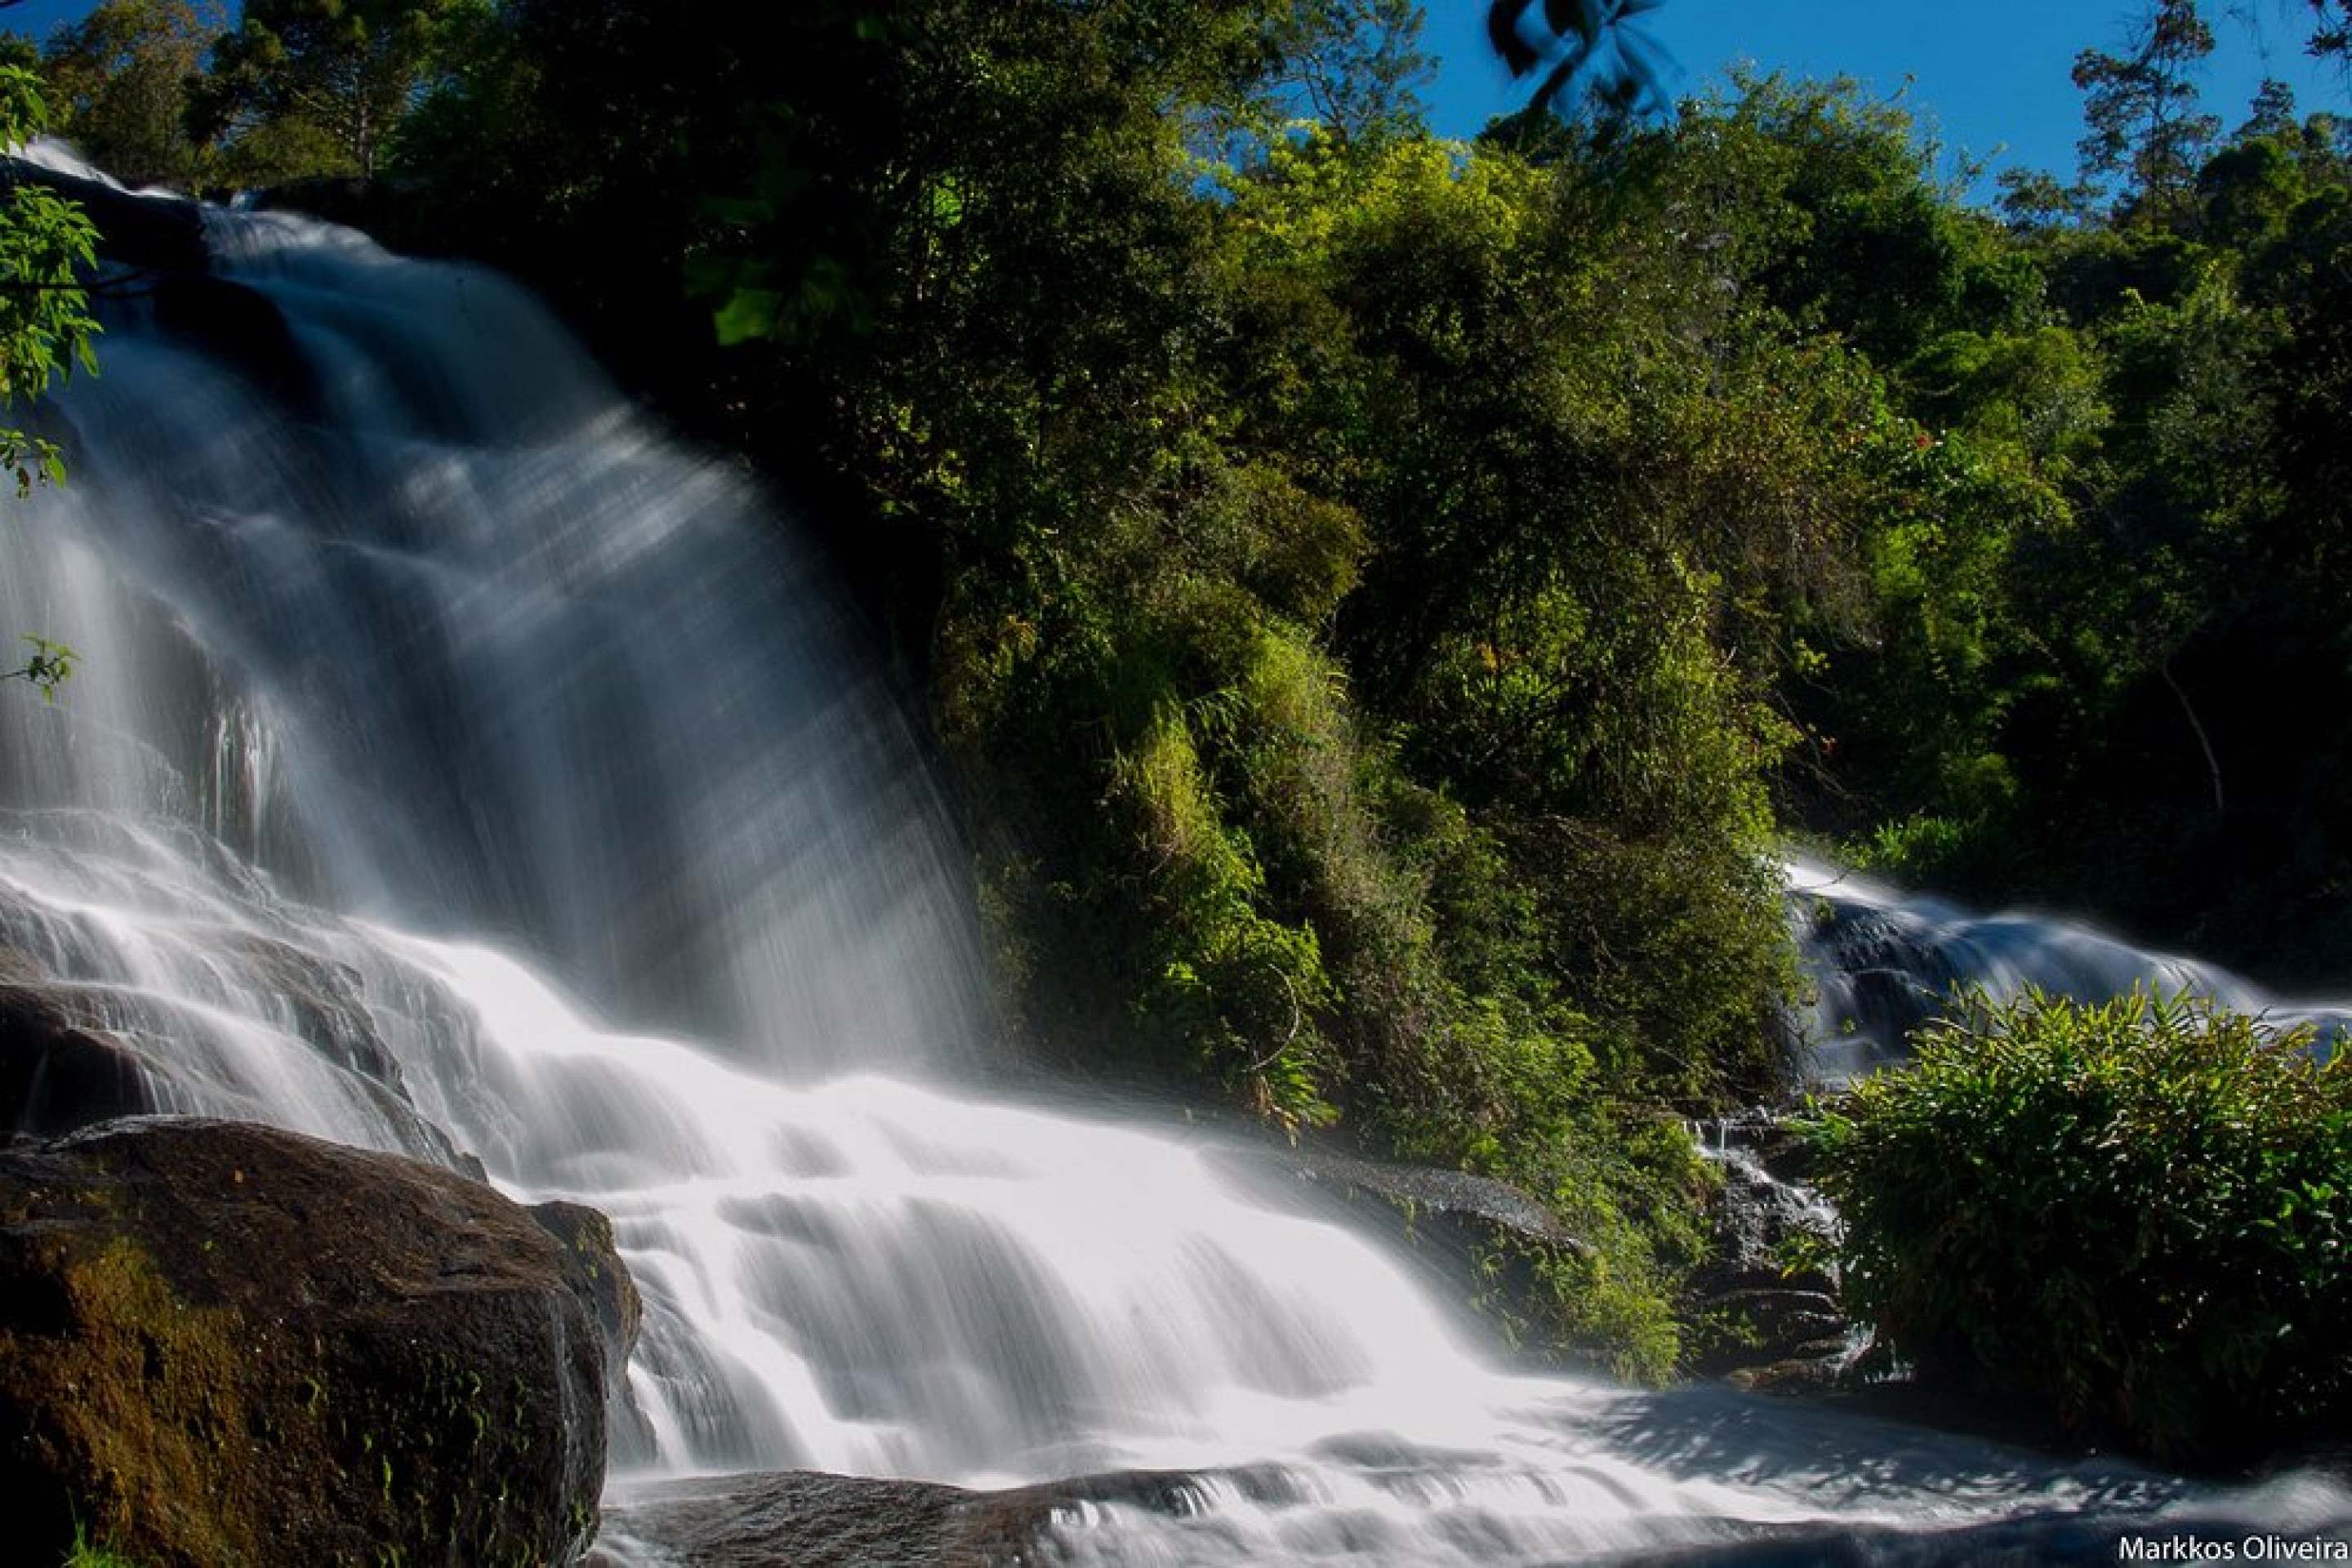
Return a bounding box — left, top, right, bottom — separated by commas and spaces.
5, 164, 2346, 1562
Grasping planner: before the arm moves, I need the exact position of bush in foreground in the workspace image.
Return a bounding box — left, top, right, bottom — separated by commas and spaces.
1802, 988, 2351, 1465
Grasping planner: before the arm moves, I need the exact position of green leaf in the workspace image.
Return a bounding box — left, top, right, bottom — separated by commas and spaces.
713, 288, 782, 346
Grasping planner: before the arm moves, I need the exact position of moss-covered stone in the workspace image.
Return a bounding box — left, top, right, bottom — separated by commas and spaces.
0, 1118, 639, 1566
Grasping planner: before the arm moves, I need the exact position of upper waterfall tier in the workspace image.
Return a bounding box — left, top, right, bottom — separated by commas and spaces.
5, 186, 987, 1074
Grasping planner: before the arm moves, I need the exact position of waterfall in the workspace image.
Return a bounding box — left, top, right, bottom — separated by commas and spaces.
7, 168, 2345, 1561
8, 180, 988, 1072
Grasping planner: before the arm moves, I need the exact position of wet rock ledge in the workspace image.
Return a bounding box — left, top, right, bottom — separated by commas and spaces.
596, 1466, 1362, 1568
0, 1117, 639, 1567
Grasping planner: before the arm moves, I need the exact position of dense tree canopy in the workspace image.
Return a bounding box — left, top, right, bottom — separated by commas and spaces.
369, 0, 2352, 1371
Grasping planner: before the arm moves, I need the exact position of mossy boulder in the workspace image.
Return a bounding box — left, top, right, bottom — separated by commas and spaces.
0, 1117, 639, 1566
1687, 1117, 1855, 1386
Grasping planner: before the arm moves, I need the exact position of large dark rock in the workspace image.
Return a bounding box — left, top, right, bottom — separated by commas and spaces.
249, 175, 442, 258
0, 1117, 638, 1566
0, 156, 208, 274
150, 274, 324, 419
595, 1471, 982, 1568
1265, 1147, 1592, 1258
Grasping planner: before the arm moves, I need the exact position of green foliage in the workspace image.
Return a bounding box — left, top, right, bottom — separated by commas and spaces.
64, 1522, 136, 1568
7, 636, 80, 702
2, 63, 102, 470
2, 67, 95, 702
1803, 989, 2352, 1463
1111, 687, 1343, 1129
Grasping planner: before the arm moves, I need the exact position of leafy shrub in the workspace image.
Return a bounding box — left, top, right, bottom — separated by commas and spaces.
1802, 988, 2352, 1463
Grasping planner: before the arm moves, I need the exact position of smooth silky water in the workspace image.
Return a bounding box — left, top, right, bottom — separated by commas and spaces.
6, 158, 2346, 1562
1784, 854, 2352, 1082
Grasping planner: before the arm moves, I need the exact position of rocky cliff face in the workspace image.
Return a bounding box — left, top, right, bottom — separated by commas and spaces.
1687, 1116, 1860, 1392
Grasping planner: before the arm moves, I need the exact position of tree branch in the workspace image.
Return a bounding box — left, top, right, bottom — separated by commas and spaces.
2159, 659, 2226, 817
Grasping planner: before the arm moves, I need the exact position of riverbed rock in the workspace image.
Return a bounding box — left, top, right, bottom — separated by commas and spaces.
1689, 1116, 1860, 1386
600, 1468, 2296, 1567
595, 1466, 1307, 1568
0, 1116, 638, 1566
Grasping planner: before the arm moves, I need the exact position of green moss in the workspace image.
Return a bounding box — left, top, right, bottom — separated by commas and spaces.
0, 1235, 257, 1566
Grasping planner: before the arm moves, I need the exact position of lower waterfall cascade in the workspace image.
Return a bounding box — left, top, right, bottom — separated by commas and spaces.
5, 158, 2348, 1563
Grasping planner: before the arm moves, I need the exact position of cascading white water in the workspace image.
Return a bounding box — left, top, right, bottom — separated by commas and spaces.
6, 820, 2312, 1566
1784, 853, 2352, 1081
7, 161, 990, 1071
7, 162, 2347, 1561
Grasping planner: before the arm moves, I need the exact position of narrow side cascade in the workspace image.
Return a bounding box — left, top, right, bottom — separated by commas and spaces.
1783, 853, 2352, 1080
6, 161, 2347, 1563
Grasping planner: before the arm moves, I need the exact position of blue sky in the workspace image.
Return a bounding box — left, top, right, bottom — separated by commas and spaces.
8, 0, 2346, 195
2, 1, 96, 43
1427, 0, 2348, 189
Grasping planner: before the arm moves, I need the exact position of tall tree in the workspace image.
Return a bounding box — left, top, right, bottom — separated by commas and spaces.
2240, 75, 2301, 140
2074, 0, 2221, 215
38, 0, 220, 188
189, 0, 478, 178
1258, 0, 1432, 146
